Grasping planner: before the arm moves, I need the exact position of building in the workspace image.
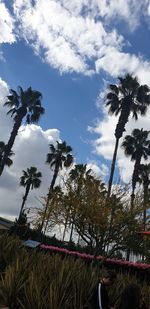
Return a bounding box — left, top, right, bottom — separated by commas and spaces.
0, 217, 14, 231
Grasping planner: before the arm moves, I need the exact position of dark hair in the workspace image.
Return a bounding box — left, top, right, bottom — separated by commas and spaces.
106, 270, 117, 282
116, 283, 141, 309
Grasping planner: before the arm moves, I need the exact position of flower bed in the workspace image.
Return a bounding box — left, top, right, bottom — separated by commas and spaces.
40, 244, 150, 274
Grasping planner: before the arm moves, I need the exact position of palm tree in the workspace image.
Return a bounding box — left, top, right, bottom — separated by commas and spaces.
69, 163, 106, 191
122, 129, 150, 212
69, 164, 92, 181
0, 141, 14, 168
68, 164, 92, 242
68, 164, 106, 242
0, 86, 45, 176
41, 141, 73, 232
106, 74, 150, 197
19, 166, 42, 220
137, 163, 150, 230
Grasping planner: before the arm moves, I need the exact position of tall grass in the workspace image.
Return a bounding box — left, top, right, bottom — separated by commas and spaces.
0, 234, 149, 308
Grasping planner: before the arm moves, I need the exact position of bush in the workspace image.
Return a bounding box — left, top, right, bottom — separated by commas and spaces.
0, 234, 149, 309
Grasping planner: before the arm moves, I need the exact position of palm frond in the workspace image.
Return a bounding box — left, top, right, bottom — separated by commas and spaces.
20, 166, 42, 188
6, 157, 13, 167
64, 154, 73, 167
108, 84, 119, 94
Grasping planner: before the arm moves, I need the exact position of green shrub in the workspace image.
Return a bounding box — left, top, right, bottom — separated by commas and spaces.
0, 234, 149, 309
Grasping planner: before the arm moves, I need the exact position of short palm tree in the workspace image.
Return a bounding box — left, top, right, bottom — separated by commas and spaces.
122, 129, 150, 211
0, 141, 14, 168
19, 166, 42, 220
137, 163, 150, 230
41, 141, 73, 232
69, 164, 92, 181
68, 164, 106, 242
68, 164, 92, 242
0, 86, 45, 176
106, 74, 150, 196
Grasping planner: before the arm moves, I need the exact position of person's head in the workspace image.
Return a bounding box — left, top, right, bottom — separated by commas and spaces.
101, 270, 117, 286
116, 283, 141, 309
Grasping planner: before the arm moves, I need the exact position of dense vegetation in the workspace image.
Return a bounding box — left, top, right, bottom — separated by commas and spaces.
0, 235, 149, 309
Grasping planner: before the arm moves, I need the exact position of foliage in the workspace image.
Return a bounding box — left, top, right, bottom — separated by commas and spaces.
34, 168, 148, 259
40, 141, 73, 232
106, 74, 150, 196
0, 235, 97, 309
0, 86, 45, 176
19, 166, 42, 219
0, 141, 14, 167
11, 211, 29, 238
0, 234, 150, 309
122, 128, 150, 212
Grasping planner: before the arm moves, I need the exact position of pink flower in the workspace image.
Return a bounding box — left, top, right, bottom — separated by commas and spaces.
39, 244, 150, 270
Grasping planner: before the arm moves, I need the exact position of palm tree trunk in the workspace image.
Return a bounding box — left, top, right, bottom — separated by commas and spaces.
107, 138, 119, 197
143, 183, 148, 230
69, 222, 74, 242
130, 193, 135, 214
126, 249, 130, 261
128, 157, 141, 261
130, 156, 141, 213
69, 209, 76, 243
141, 183, 148, 261
41, 166, 59, 233
62, 213, 69, 241
0, 112, 25, 176
18, 183, 31, 220
108, 202, 116, 241
143, 209, 146, 231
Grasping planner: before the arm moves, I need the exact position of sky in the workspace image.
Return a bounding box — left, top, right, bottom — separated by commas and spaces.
0, 0, 150, 221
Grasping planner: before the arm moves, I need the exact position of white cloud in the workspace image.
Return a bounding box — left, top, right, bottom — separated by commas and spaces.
1, 0, 150, 218
10, 0, 150, 78
0, 1, 15, 44
12, 0, 124, 74
96, 0, 146, 30
0, 119, 109, 220
148, 3, 150, 15
60, 0, 147, 31
0, 123, 61, 219
60, 0, 96, 16
87, 160, 108, 179
0, 51, 5, 61
0, 0, 148, 77
90, 104, 150, 183
96, 48, 140, 77
0, 0, 150, 76
0, 77, 13, 142
0, 77, 61, 220
0, 77, 9, 97
95, 47, 150, 86
0, 77, 107, 220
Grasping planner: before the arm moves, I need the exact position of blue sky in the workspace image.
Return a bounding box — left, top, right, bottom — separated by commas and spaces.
1, 38, 103, 163
0, 0, 150, 219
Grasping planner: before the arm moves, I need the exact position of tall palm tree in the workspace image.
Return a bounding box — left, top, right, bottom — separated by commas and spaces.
0, 86, 45, 176
0, 141, 14, 168
19, 166, 42, 220
122, 129, 150, 212
106, 74, 150, 197
41, 141, 73, 232
137, 163, 150, 230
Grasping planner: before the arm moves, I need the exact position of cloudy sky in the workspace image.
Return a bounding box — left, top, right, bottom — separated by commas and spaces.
0, 0, 150, 220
